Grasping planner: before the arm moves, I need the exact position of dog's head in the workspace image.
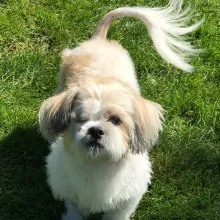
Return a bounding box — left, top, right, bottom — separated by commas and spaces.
39, 77, 163, 161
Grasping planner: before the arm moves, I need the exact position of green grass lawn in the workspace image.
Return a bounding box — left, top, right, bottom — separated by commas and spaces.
0, 0, 219, 219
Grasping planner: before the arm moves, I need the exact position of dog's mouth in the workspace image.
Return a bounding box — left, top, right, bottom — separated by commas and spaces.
81, 137, 104, 150
81, 139, 104, 157
85, 140, 104, 149
78, 137, 105, 157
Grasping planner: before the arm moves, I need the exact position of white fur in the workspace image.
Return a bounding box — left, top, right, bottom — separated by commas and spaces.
93, 0, 202, 72
47, 138, 151, 219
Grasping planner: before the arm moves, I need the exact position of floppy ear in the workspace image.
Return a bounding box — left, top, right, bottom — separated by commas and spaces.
39, 87, 78, 142
131, 95, 164, 153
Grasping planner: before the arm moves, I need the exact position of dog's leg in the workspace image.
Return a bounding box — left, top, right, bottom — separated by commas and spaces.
62, 201, 83, 220
102, 195, 142, 220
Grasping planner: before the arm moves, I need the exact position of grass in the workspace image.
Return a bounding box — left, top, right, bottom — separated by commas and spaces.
0, 0, 219, 219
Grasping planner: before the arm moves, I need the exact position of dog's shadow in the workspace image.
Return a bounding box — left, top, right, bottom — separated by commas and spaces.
0, 123, 102, 220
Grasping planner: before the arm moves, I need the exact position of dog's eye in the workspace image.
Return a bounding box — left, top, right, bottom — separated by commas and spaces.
109, 116, 122, 125
76, 116, 89, 123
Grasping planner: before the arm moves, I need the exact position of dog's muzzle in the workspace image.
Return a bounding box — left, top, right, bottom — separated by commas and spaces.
83, 126, 104, 149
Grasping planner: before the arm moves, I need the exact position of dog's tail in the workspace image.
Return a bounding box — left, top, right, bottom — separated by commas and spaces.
92, 0, 202, 72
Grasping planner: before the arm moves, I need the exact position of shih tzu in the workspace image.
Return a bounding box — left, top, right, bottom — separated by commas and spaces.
39, 0, 201, 219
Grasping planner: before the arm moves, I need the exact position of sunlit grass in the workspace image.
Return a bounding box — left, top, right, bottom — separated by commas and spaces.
0, 0, 219, 219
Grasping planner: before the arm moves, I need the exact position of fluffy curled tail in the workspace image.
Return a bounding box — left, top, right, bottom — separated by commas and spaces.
92, 0, 202, 72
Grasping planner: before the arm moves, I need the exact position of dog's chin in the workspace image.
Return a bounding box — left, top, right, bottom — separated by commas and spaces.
86, 141, 104, 149
79, 139, 105, 158
75, 136, 125, 161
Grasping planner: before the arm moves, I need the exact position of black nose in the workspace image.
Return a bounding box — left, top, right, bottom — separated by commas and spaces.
88, 126, 104, 139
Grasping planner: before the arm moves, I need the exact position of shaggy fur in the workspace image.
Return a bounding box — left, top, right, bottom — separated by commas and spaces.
39, 1, 200, 219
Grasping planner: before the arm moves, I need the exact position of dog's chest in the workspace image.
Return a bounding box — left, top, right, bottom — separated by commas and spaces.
47, 145, 151, 213
68, 162, 129, 212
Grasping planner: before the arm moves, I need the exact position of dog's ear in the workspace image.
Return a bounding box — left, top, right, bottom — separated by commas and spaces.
39, 86, 78, 142
131, 95, 164, 153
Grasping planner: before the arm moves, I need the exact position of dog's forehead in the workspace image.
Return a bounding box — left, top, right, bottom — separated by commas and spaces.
83, 98, 101, 114
78, 83, 133, 104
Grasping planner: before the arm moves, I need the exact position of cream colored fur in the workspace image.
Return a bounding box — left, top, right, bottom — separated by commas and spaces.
57, 40, 139, 94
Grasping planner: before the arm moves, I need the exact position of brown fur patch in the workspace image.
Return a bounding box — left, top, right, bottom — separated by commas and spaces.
120, 123, 130, 148
131, 94, 164, 152
39, 87, 78, 142
57, 53, 91, 92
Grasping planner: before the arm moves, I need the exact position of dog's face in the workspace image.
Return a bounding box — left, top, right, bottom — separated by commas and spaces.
39, 77, 163, 161
66, 82, 134, 161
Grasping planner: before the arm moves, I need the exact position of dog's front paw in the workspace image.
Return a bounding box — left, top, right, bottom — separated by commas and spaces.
62, 213, 83, 220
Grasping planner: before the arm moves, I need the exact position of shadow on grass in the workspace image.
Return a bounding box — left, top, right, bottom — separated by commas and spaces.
0, 124, 102, 220
0, 124, 64, 220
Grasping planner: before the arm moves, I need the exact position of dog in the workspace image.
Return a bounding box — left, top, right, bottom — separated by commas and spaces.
39, 1, 201, 219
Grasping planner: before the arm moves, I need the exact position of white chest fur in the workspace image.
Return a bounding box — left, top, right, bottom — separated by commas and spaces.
46, 138, 152, 214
